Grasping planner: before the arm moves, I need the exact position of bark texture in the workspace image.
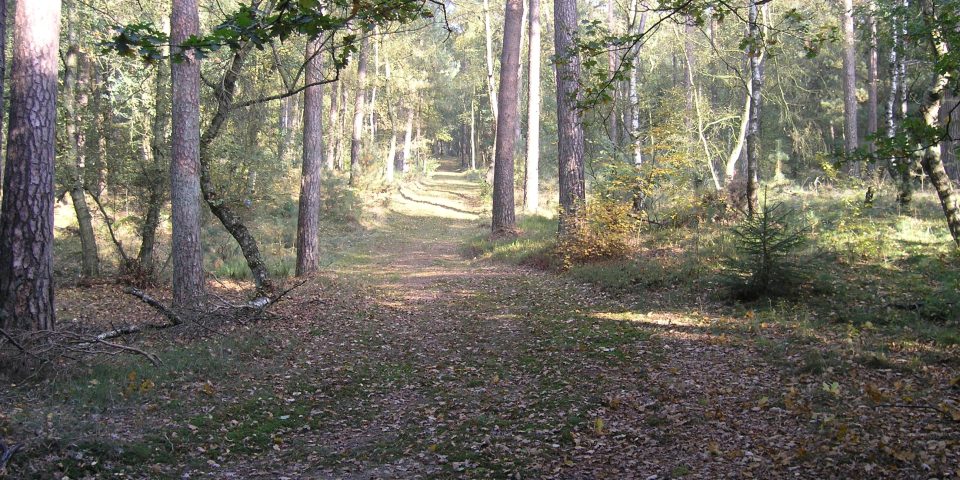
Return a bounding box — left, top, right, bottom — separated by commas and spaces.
0, 0, 7, 196
555, 0, 586, 229
170, 0, 206, 308
491, 0, 524, 235
0, 0, 61, 331
296, 37, 325, 276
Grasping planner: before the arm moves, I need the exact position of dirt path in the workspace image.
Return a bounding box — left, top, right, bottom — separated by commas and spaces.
228, 162, 956, 479
8, 161, 957, 479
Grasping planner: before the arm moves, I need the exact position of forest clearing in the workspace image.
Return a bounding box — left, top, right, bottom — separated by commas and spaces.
1, 0, 960, 478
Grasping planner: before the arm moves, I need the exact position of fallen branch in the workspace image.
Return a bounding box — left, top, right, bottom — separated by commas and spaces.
124, 287, 183, 326
0, 326, 25, 352
0, 442, 22, 474
91, 336, 161, 366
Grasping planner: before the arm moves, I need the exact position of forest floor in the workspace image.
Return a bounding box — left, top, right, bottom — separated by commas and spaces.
3, 160, 959, 479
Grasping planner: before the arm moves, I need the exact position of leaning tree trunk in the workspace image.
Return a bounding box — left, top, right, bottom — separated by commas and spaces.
0, 0, 61, 331
555, 0, 586, 231
170, 0, 206, 308
198, 44, 274, 297
918, 0, 960, 246
64, 2, 100, 278
745, 0, 762, 215
349, 36, 369, 186
841, 0, 859, 173
524, 0, 541, 214
491, 0, 524, 235
296, 37, 325, 276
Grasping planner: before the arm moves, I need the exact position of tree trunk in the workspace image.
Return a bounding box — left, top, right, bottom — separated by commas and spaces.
0, 0, 60, 331
895, 0, 914, 205
555, 0, 586, 230
64, 4, 100, 278
349, 36, 369, 186
746, 0, 761, 215
726, 88, 751, 184
170, 0, 206, 308
296, 37, 325, 276
369, 34, 379, 139
484, 0, 499, 127
137, 50, 171, 272
841, 0, 859, 171
197, 45, 274, 297
401, 106, 414, 173
524, 0, 541, 214
491, 0, 524, 235
607, 0, 618, 142
885, 3, 901, 177
918, 0, 960, 245
386, 131, 397, 182
683, 18, 696, 143
867, 2, 878, 155
326, 79, 339, 169
471, 95, 478, 170
0, 0, 7, 198
629, 0, 647, 166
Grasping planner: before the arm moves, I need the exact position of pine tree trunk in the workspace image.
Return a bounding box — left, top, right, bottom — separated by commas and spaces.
296, 37, 325, 276
170, 0, 206, 308
555, 0, 586, 230
524, 0, 541, 214
0, 0, 61, 331
349, 37, 368, 185
491, 0, 524, 235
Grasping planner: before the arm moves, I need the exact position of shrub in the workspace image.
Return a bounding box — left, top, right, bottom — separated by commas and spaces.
556, 196, 638, 268
723, 196, 809, 300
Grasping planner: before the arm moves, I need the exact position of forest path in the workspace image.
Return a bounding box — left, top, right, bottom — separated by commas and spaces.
232, 161, 846, 479
20, 161, 956, 479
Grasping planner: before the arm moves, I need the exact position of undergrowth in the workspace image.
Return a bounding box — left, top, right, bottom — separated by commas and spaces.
465, 186, 960, 346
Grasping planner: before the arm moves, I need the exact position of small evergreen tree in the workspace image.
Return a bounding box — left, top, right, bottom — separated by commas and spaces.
724, 195, 808, 300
